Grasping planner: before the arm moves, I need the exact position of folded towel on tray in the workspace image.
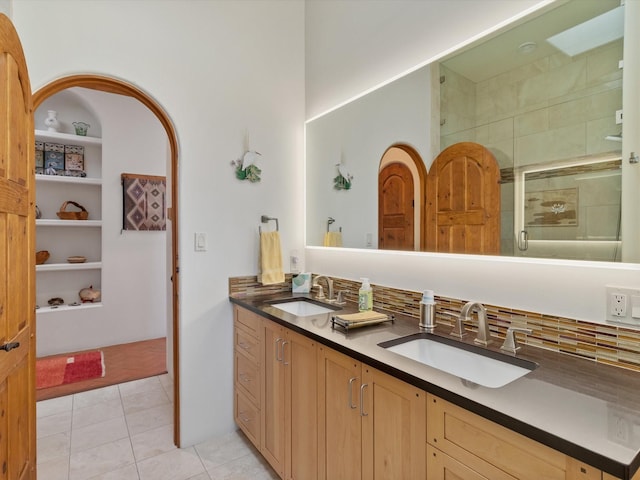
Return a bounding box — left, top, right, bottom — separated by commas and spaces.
323, 231, 343, 247
258, 231, 285, 285
335, 311, 389, 324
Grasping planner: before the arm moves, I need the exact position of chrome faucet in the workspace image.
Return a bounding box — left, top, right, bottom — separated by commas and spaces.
460, 301, 492, 346
312, 275, 334, 302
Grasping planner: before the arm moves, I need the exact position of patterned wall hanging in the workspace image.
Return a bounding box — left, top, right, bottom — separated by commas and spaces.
121, 173, 167, 231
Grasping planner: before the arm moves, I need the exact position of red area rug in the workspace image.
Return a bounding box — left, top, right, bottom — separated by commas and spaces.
36, 351, 105, 390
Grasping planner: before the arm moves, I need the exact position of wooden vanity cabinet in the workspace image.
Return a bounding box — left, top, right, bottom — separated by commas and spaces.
317, 345, 426, 480
233, 306, 262, 448
427, 394, 606, 480
262, 318, 318, 480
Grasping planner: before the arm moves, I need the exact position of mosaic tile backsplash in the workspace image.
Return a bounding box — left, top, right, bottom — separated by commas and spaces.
229, 275, 640, 372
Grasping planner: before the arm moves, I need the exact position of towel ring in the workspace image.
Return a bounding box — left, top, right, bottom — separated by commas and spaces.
327, 217, 342, 233
259, 215, 279, 234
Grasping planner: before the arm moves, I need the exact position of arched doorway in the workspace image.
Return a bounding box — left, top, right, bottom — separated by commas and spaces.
378, 144, 427, 250
33, 75, 181, 446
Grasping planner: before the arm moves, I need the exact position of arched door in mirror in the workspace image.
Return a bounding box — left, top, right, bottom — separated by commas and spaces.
426, 142, 500, 254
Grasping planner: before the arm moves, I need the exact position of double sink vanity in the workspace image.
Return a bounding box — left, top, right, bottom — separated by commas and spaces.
230, 285, 640, 480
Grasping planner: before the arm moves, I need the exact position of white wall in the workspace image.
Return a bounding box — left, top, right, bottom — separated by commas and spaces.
35, 88, 168, 357
305, 0, 640, 326
305, 0, 550, 119
13, 1, 305, 446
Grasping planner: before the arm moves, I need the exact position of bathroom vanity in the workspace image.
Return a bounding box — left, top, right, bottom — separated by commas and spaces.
230, 292, 640, 480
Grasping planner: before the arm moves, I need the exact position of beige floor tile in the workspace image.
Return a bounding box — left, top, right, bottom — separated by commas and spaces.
122, 386, 171, 415
119, 376, 164, 397
73, 384, 121, 410
36, 455, 70, 480
71, 416, 129, 453
85, 463, 140, 479
69, 437, 135, 480
136, 447, 206, 480
125, 402, 173, 436
72, 397, 124, 429
195, 430, 257, 470
131, 424, 176, 462
37, 432, 70, 465
37, 395, 73, 418
205, 452, 279, 480
38, 410, 72, 439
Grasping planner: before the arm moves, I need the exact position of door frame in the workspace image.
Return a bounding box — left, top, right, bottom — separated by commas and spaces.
378, 144, 428, 250
32, 75, 182, 446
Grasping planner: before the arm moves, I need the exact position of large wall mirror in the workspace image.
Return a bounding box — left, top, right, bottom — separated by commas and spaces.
306, 0, 629, 263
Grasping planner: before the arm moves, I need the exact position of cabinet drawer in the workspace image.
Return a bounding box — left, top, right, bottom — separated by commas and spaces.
235, 325, 260, 364
235, 389, 260, 448
427, 394, 566, 480
427, 444, 516, 480
235, 306, 261, 337
235, 351, 260, 405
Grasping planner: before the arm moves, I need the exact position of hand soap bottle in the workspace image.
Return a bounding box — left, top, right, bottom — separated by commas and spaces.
358, 278, 373, 312
419, 290, 436, 332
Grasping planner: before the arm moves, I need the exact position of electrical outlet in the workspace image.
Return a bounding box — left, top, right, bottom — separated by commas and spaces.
610, 293, 627, 317
606, 286, 640, 325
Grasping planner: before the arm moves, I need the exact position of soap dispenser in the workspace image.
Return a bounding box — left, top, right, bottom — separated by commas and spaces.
419, 290, 436, 332
358, 278, 373, 312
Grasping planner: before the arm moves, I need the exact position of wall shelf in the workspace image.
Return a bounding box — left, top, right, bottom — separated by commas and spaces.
36, 262, 102, 272
36, 174, 102, 186
36, 219, 102, 227
35, 129, 102, 146
36, 302, 103, 315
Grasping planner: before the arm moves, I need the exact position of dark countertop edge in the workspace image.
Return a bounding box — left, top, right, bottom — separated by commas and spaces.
229, 295, 635, 479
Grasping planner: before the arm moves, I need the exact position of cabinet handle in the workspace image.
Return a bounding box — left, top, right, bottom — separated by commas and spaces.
360, 383, 369, 416
238, 373, 250, 383
275, 337, 283, 362
282, 340, 289, 366
348, 377, 358, 409
238, 341, 251, 351
239, 411, 251, 423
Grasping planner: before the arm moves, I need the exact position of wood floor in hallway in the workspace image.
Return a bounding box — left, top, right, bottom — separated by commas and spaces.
36, 337, 168, 401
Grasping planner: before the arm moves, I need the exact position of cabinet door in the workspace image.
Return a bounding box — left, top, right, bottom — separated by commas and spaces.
318, 346, 362, 480
262, 320, 286, 477
285, 330, 317, 480
427, 444, 515, 480
361, 366, 426, 480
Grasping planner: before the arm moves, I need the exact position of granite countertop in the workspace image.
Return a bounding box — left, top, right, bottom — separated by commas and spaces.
230, 292, 640, 480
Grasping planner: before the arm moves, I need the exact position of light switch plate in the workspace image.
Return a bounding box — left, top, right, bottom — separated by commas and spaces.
194, 232, 207, 252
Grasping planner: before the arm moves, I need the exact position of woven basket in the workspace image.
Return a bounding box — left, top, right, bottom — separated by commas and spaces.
35, 250, 50, 265
57, 201, 88, 220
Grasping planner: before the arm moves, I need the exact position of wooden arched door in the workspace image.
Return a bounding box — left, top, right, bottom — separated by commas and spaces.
379, 162, 414, 250
0, 13, 37, 478
426, 142, 500, 254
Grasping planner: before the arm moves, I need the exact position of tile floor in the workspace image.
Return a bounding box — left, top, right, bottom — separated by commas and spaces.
37, 374, 279, 480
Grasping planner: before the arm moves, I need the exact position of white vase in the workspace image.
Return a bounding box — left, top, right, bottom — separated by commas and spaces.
44, 110, 60, 132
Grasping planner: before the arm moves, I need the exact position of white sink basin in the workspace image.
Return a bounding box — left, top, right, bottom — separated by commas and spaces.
381, 335, 536, 388
271, 300, 336, 317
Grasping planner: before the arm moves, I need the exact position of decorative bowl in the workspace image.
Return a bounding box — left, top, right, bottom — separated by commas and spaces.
67, 256, 87, 263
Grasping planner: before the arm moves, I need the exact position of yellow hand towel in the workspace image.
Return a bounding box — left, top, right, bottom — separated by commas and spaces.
258, 231, 285, 285
335, 311, 388, 324
323, 231, 343, 247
